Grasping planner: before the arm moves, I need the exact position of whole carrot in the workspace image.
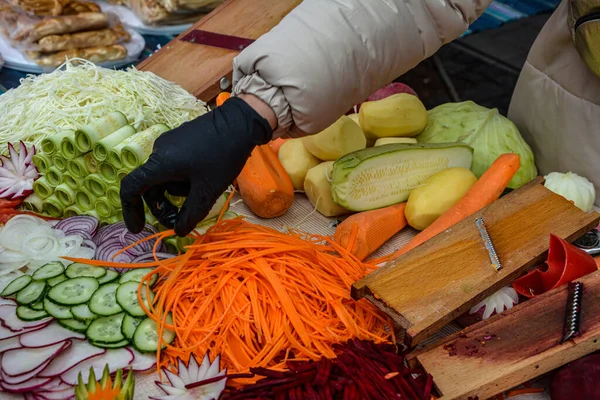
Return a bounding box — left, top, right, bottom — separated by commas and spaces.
390, 153, 521, 259
216, 92, 231, 106
335, 202, 407, 261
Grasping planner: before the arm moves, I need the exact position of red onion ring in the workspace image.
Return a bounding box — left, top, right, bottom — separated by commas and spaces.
54, 216, 98, 236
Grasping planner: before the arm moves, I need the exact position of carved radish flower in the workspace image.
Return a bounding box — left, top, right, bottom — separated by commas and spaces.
0, 142, 39, 200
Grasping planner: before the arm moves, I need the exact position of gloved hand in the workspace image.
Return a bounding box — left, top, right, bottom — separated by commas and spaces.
120, 96, 273, 237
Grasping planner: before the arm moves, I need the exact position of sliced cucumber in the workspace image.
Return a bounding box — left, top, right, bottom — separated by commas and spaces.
32, 262, 64, 281
31, 301, 44, 311
132, 315, 175, 353
86, 313, 126, 344
116, 282, 153, 318
98, 270, 119, 285
65, 263, 107, 279
43, 297, 74, 319
47, 277, 99, 306
16, 281, 46, 305
122, 314, 143, 340
119, 268, 157, 286
89, 283, 122, 316
58, 318, 90, 333
1, 275, 32, 296
90, 339, 130, 349
16, 306, 49, 321
47, 274, 67, 287
71, 304, 98, 322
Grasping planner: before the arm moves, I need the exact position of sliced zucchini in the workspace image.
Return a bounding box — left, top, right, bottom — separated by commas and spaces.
121, 314, 143, 340
1, 275, 32, 296
71, 304, 98, 322
58, 318, 90, 333
89, 339, 130, 349
32, 262, 65, 281
31, 301, 44, 311
16, 281, 46, 305
16, 306, 49, 321
132, 315, 175, 353
47, 277, 99, 306
43, 297, 74, 319
98, 270, 119, 285
47, 274, 67, 287
119, 268, 157, 286
89, 283, 122, 316
65, 263, 107, 279
116, 282, 153, 318
86, 313, 126, 344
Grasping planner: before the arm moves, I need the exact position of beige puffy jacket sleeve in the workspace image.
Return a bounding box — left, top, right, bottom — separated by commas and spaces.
231, 0, 492, 136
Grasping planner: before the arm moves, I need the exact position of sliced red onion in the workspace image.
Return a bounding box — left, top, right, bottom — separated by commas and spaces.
93, 222, 126, 245
57, 229, 93, 241
131, 253, 175, 263
81, 239, 97, 251
0, 141, 39, 200
95, 238, 135, 263
53, 216, 98, 237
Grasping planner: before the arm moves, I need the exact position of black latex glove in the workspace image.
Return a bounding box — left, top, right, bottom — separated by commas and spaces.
120, 97, 273, 237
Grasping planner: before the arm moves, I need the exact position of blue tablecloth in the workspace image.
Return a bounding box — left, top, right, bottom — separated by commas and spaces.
0, 0, 561, 93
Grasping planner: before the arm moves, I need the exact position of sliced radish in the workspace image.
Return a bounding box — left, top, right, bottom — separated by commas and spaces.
0, 336, 22, 353
0, 376, 54, 393
19, 321, 85, 347
41, 378, 71, 392
0, 305, 52, 332
0, 297, 17, 307
3, 341, 69, 376
60, 348, 134, 385
0, 320, 46, 340
36, 388, 76, 400
129, 347, 157, 371
2, 357, 55, 385
40, 341, 105, 378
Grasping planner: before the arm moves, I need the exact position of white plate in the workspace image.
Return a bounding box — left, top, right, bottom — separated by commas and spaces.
96, 1, 192, 35
0, 27, 145, 73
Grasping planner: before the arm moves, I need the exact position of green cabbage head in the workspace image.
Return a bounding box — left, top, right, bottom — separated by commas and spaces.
416, 101, 537, 189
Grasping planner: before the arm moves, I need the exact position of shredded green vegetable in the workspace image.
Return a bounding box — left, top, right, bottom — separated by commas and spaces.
0, 59, 208, 155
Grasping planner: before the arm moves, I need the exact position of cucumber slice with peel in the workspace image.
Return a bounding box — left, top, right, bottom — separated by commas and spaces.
116, 282, 153, 317
86, 313, 126, 344
98, 270, 119, 285
89, 283, 122, 316
31, 301, 44, 311
58, 318, 90, 333
47, 274, 67, 287
32, 262, 64, 281
44, 297, 74, 319
132, 315, 175, 352
65, 263, 106, 279
16, 281, 46, 305
121, 314, 143, 340
71, 304, 98, 322
1, 275, 32, 296
90, 339, 130, 349
48, 277, 99, 306
16, 306, 49, 321
119, 268, 157, 286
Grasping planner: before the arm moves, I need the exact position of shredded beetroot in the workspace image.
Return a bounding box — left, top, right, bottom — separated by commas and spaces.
223, 340, 433, 400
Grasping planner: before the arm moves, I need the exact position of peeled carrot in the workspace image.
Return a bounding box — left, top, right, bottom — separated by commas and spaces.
390, 153, 521, 259
334, 202, 407, 261
216, 91, 230, 106
237, 144, 294, 218
269, 137, 291, 155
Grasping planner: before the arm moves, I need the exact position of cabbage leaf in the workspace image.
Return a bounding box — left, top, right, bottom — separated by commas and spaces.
416, 101, 537, 189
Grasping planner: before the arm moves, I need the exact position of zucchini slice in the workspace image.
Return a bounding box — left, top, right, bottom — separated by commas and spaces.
86, 313, 126, 344
16, 306, 49, 321
32, 262, 65, 281
89, 283, 122, 316
65, 263, 107, 279
1, 275, 32, 296
47, 277, 99, 306
16, 281, 46, 305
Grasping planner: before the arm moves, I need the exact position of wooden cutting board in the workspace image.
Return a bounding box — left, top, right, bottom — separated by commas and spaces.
137, 0, 301, 101
352, 177, 600, 347
408, 270, 600, 400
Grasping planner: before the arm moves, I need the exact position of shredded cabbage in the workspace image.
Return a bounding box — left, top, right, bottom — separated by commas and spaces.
0, 59, 208, 154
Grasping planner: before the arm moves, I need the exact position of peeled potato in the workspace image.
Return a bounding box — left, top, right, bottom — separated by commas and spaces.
302, 116, 367, 161
374, 137, 418, 146
278, 139, 321, 190
405, 167, 477, 230
304, 161, 350, 217
359, 93, 427, 139
348, 113, 361, 126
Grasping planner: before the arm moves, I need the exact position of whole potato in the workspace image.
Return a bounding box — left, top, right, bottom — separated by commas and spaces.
405, 167, 477, 230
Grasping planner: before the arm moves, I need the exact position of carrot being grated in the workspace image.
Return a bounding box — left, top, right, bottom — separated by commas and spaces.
73, 211, 394, 381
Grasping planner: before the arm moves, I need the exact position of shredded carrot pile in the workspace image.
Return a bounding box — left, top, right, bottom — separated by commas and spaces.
76, 214, 394, 379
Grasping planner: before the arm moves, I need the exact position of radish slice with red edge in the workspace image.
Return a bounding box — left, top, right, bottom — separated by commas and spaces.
0, 297, 16, 307
1, 352, 60, 385
129, 347, 157, 371
41, 378, 71, 392
0, 304, 52, 332
36, 388, 76, 400
0, 141, 39, 200
40, 341, 105, 378
0, 376, 54, 393
0, 319, 47, 340
60, 347, 134, 385
0, 336, 22, 354
2, 340, 69, 376
19, 321, 85, 347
